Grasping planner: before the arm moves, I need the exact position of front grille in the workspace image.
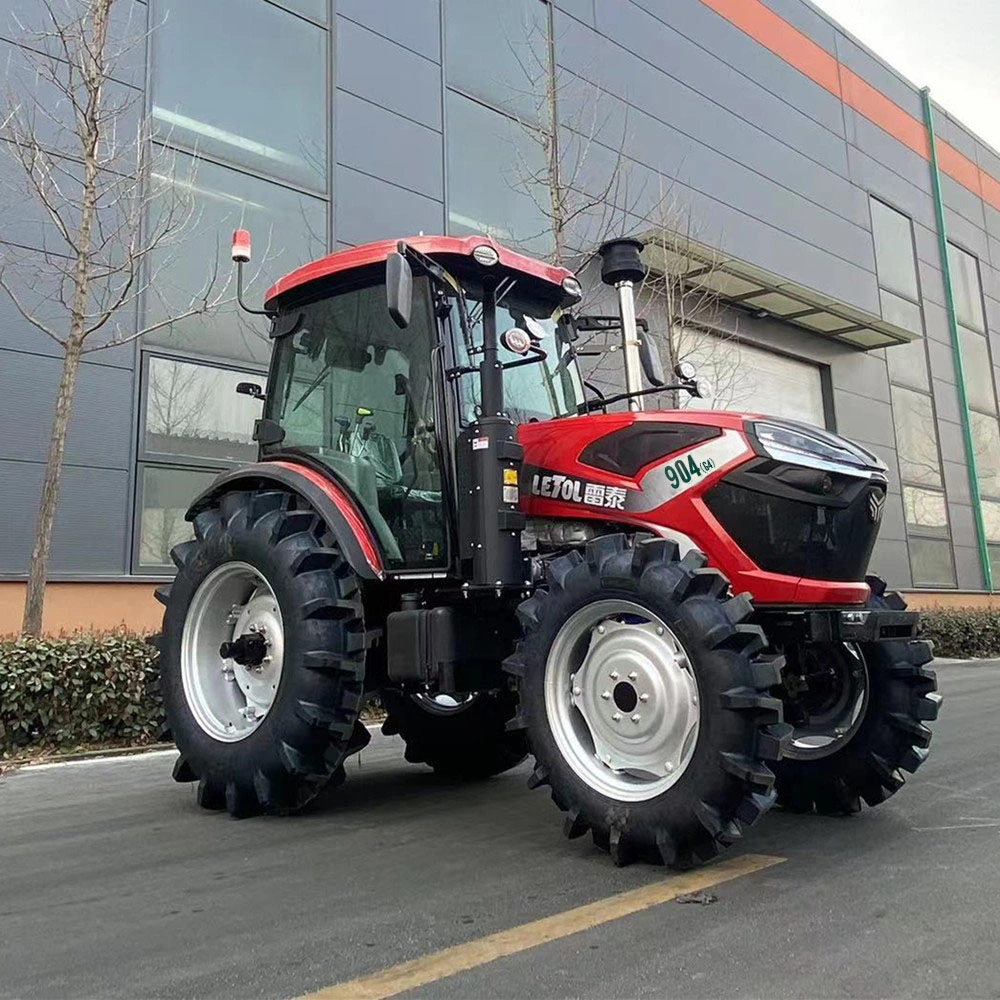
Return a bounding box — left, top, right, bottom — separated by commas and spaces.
703, 479, 883, 581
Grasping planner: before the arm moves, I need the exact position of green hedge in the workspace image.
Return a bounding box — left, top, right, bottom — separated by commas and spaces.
0, 631, 163, 758
919, 607, 1000, 660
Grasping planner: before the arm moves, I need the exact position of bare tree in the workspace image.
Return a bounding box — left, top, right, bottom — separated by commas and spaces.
0, 0, 231, 635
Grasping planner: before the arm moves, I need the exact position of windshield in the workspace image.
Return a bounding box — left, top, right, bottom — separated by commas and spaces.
453, 282, 584, 425
265, 276, 447, 570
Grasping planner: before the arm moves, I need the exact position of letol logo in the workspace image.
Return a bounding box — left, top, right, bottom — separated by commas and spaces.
868, 489, 886, 523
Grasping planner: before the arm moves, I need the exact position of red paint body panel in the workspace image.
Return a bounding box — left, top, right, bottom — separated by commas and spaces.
268, 460, 384, 576
265, 235, 575, 308
518, 412, 870, 606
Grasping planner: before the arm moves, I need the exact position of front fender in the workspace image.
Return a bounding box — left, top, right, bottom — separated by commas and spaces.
187, 461, 384, 581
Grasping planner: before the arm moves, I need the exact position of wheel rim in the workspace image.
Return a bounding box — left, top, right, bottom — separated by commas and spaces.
412, 693, 477, 716
544, 599, 700, 802
784, 644, 869, 760
181, 561, 285, 743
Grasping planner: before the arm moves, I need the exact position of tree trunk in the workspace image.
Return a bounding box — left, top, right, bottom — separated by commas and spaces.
22, 339, 83, 636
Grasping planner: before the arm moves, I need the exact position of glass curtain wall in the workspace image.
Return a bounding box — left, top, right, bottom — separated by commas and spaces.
136, 0, 330, 570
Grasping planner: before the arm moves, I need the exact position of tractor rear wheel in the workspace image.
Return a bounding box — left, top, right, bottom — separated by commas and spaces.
156, 489, 366, 817
774, 580, 940, 815
505, 534, 790, 867
381, 690, 527, 778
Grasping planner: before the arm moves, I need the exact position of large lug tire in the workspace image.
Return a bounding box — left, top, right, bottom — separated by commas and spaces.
381, 690, 528, 779
774, 578, 940, 815
504, 534, 790, 868
156, 489, 367, 817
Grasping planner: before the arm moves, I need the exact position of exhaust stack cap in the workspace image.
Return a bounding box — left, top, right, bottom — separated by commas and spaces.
599, 238, 645, 286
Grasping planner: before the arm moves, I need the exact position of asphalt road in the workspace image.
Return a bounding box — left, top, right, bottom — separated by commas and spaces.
2, 661, 998, 1000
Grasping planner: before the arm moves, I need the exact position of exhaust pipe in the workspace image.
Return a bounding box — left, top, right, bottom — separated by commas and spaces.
599, 238, 647, 412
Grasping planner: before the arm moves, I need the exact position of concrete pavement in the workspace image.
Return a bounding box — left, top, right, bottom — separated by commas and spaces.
1, 661, 998, 999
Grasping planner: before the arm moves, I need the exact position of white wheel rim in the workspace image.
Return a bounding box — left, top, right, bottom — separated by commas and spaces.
181, 561, 285, 743
544, 599, 700, 802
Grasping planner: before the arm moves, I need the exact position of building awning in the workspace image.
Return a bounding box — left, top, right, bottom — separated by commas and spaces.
641, 239, 920, 349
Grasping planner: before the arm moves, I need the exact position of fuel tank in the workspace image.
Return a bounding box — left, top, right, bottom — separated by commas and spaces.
517, 410, 888, 606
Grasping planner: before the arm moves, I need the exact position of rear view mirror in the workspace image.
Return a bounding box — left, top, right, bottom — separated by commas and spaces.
639, 334, 666, 387
386, 251, 413, 329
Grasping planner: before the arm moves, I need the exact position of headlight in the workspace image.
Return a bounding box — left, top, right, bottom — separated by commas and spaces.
752, 420, 885, 476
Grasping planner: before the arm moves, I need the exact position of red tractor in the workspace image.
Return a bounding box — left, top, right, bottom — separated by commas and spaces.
156, 233, 940, 867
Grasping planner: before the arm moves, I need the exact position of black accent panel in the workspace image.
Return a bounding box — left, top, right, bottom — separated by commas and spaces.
186, 462, 381, 580
579, 423, 721, 477
704, 477, 884, 581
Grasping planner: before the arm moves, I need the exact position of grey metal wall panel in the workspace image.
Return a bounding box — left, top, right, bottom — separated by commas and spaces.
334, 166, 443, 247
932, 378, 962, 425
941, 178, 988, 236
935, 110, 981, 164
552, 0, 596, 27
954, 544, 985, 591
335, 91, 443, 201
336, 17, 442, 130
627, 0, 846, 138
926, 338, 956, 386
844, 111, 932, 201
834, 34, 923, 122
942, 460, 971, 505
936, 419, 965, 466
0, 351, 133, 468
758, 0, 839, 54
0, 460, 128, 575
913, 221, 941, 269
832, 388, 895, 448
554, 10, 850, 178
830, 351, 890, 401
977, 144, 1000, 185
0, 280, 136, 368
879, 491, 907, 544
869, 537, 912, 590
918, 261, 947, 312
337, 0, 441, 61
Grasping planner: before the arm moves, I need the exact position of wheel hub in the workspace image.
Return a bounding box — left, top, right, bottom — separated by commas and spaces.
545, 600, 701, 802
181, 562, 285, 743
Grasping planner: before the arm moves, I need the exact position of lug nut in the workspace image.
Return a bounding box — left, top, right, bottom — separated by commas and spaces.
601, 690, 611, 700
612, 712, 621, 721
597, 625, 606, 635
639, 693, 649, 702
656, 626, 664, 635
609, 670, 619, 680
631, 714, 641, 723
628, 671, 637, 681
572, 686, 581, 696
664, 761, 674, 773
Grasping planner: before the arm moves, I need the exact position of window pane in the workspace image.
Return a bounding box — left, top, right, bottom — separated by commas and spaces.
981, 499, 1000, 542
909, 537, 956, 588
679, 329, 826, 426
903, 485, 948, 531
971, 410, 1000, 496
892, 386, 942, 487
138, 466, 216, 568
268, 279, 448, 569
445, 0, 549, 125
886, 337, 929, 391
947, 243, 985, 333
871, 198, 918, 300
879, 289, 923, 336
151, 0, 327, 189
446, 92, 552, 256
145, 357, 262, 462
959, 327, 996, 414
143, 152, 326, 365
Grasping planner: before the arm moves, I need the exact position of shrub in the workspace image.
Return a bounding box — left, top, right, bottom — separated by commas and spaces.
0, 630, 163, 758
918, 606, 1000, 660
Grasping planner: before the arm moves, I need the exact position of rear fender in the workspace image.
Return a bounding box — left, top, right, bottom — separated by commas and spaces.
186, 461, 384, 581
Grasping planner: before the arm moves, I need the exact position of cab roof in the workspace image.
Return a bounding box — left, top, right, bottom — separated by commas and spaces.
264, 234, 576, 310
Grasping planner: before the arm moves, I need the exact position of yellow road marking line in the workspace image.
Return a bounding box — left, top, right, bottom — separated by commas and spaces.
300, 852, 785, 1000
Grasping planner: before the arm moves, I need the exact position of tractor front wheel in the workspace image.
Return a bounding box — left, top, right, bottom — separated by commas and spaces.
774, 580, 940, 815
157, 489, 367, 817
506, 534, 789, 867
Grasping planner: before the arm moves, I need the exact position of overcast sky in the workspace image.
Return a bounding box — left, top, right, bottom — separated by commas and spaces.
811, 0, 1000, 152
